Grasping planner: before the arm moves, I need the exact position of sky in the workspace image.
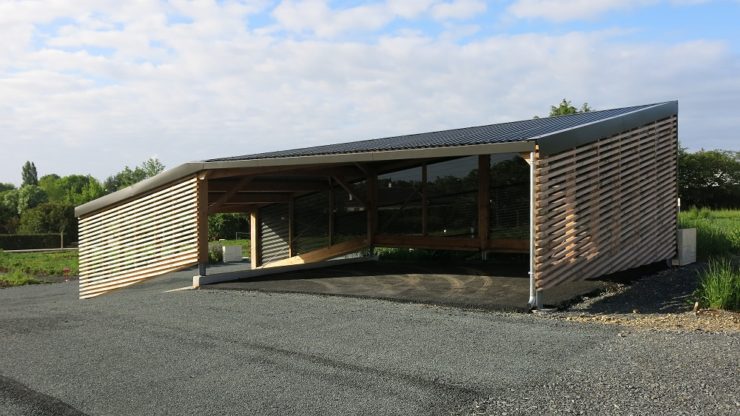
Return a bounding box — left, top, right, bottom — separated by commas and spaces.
1, 0, 739, 185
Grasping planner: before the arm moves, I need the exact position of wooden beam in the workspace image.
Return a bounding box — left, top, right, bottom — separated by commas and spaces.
208, 204, 266, 213
197, 175, 209, 271
332, 176, 366, 207
250, 209, 260, 268
209, 179, 328, 193
366, 171, 378, 244
224, 193, 292, 204
288, 198, 294, 257
208, 177, 254, 213
373, 234, 528, 253
329, 178, 335, 246
260, 238, 368, 268
478, 155, 490, 251
421, 164, 428, 236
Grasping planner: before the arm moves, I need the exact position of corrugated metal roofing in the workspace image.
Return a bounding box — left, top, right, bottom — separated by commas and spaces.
206, 102, 672, 162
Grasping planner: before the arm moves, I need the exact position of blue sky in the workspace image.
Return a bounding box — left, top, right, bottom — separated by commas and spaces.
1, 0, 738, 184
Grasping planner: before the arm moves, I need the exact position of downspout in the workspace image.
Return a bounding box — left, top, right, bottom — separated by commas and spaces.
527, 149, 540, 309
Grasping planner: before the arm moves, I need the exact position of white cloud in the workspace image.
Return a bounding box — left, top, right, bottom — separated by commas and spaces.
431, 0, 487, 20
507, 0, 656, 22
0, 1, 738, 184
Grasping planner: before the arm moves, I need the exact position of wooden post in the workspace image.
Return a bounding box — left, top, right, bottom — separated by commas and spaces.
197, 173, 209, 276
329, 178, 335, 246
421, 164, 428, 236
250, 209, 260, 268
478, 155, 490, 256
288, 198, 294, 257
366, 171, 377, 246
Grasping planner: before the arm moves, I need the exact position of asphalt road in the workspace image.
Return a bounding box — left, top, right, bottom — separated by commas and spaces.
1, 271, 738, 415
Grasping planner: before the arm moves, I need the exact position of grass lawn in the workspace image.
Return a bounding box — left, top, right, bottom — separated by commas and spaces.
0, 250, 78, 287
678, 208, 740, 259
679, 209, 740, 311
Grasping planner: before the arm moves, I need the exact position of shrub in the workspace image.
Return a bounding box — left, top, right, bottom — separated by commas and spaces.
0, 234, 63, 250
695, 257, 740, 311
208, 242, 223, 264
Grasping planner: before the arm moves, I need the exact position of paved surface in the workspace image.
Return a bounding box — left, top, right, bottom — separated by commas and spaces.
1, 271, 738, 416
205, 261, 605, 311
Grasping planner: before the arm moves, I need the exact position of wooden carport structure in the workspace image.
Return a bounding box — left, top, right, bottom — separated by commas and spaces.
75, 102, 679, 306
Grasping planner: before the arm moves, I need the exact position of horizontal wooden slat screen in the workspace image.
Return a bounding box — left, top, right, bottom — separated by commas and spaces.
78, 177, 200, 299
534, 116, 678, 290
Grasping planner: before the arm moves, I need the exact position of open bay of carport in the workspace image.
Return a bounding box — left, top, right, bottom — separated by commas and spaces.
203, 260, 606, 311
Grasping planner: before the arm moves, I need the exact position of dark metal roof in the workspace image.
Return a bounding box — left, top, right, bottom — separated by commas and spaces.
206, 101, 677, 162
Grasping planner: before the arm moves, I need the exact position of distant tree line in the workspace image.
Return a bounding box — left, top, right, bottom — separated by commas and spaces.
0, 158, 166, 239
1, 157, 248, 244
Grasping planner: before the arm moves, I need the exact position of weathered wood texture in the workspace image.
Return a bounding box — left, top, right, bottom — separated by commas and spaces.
78, 177, 200, 299
534, 117, 678, 290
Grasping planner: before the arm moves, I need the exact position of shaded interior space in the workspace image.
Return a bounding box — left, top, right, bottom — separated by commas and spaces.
204, 259, 606, 311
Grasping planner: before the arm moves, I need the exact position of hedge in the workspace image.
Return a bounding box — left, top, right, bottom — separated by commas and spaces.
0, 234, 64, 250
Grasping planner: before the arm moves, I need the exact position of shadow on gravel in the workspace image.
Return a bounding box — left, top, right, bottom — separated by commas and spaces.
576, 262, 704, 314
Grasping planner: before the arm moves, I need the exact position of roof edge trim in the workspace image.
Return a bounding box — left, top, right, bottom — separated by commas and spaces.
535, 101, 678, 156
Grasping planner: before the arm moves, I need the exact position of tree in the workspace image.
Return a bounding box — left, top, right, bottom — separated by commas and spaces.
104, 158, 166, 193
18, 203, 77, 241
208, 213, 249, 240
16, 185, 48, 215
549, 99, 591, 116
39, 174, 106, 205
21, 161, 38, 186
0, 183, 15, 193
678, 148, 740, 208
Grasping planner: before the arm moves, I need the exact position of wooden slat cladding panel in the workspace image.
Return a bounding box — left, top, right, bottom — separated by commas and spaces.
534, 117, 677, 290
78, 177, 200, 299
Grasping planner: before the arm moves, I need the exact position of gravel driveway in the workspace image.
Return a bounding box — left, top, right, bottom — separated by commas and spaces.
1, 271, 738, 415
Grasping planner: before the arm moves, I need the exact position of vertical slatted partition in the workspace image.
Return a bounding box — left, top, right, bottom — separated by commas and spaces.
78, 177, 200, 299
534, 116, 678, 290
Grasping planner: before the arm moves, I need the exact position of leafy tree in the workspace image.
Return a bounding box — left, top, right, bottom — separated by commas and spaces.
678, 148, 740, 209
16, 185, 48, 215
21, 161, 38, 186
18, 203, 77, 241
0, 183, 15, 193
549, 99, 591, 116
104, 158, 166, 193
208, 213, 249, 241
0, 200, 17, 233
38, 174, 63, 201
39, 174, 106, 205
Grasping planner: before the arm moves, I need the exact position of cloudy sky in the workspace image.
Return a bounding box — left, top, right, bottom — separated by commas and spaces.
1, 0, 739, 185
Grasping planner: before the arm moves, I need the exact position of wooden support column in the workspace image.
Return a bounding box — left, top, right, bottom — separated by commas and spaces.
478, 155, 490, 256
329, 178, 335, 246
288, 198, 294, 257
421, 164, 428, 236
366, 171, 378, 246
250, 209, 261, 268
196, 172, 209, 276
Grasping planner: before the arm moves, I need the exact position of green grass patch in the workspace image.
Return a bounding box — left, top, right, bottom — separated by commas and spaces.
0, 270, 42, 287
208, 239, 251, 264
0, 250, 79, 277
695, 257, 740, 311
221, 239, 250, 258
679, 209, 740, 259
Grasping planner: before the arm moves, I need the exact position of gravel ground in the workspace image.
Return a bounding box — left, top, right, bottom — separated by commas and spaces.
546, 263, 740, 332
1, 268, 738, 415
